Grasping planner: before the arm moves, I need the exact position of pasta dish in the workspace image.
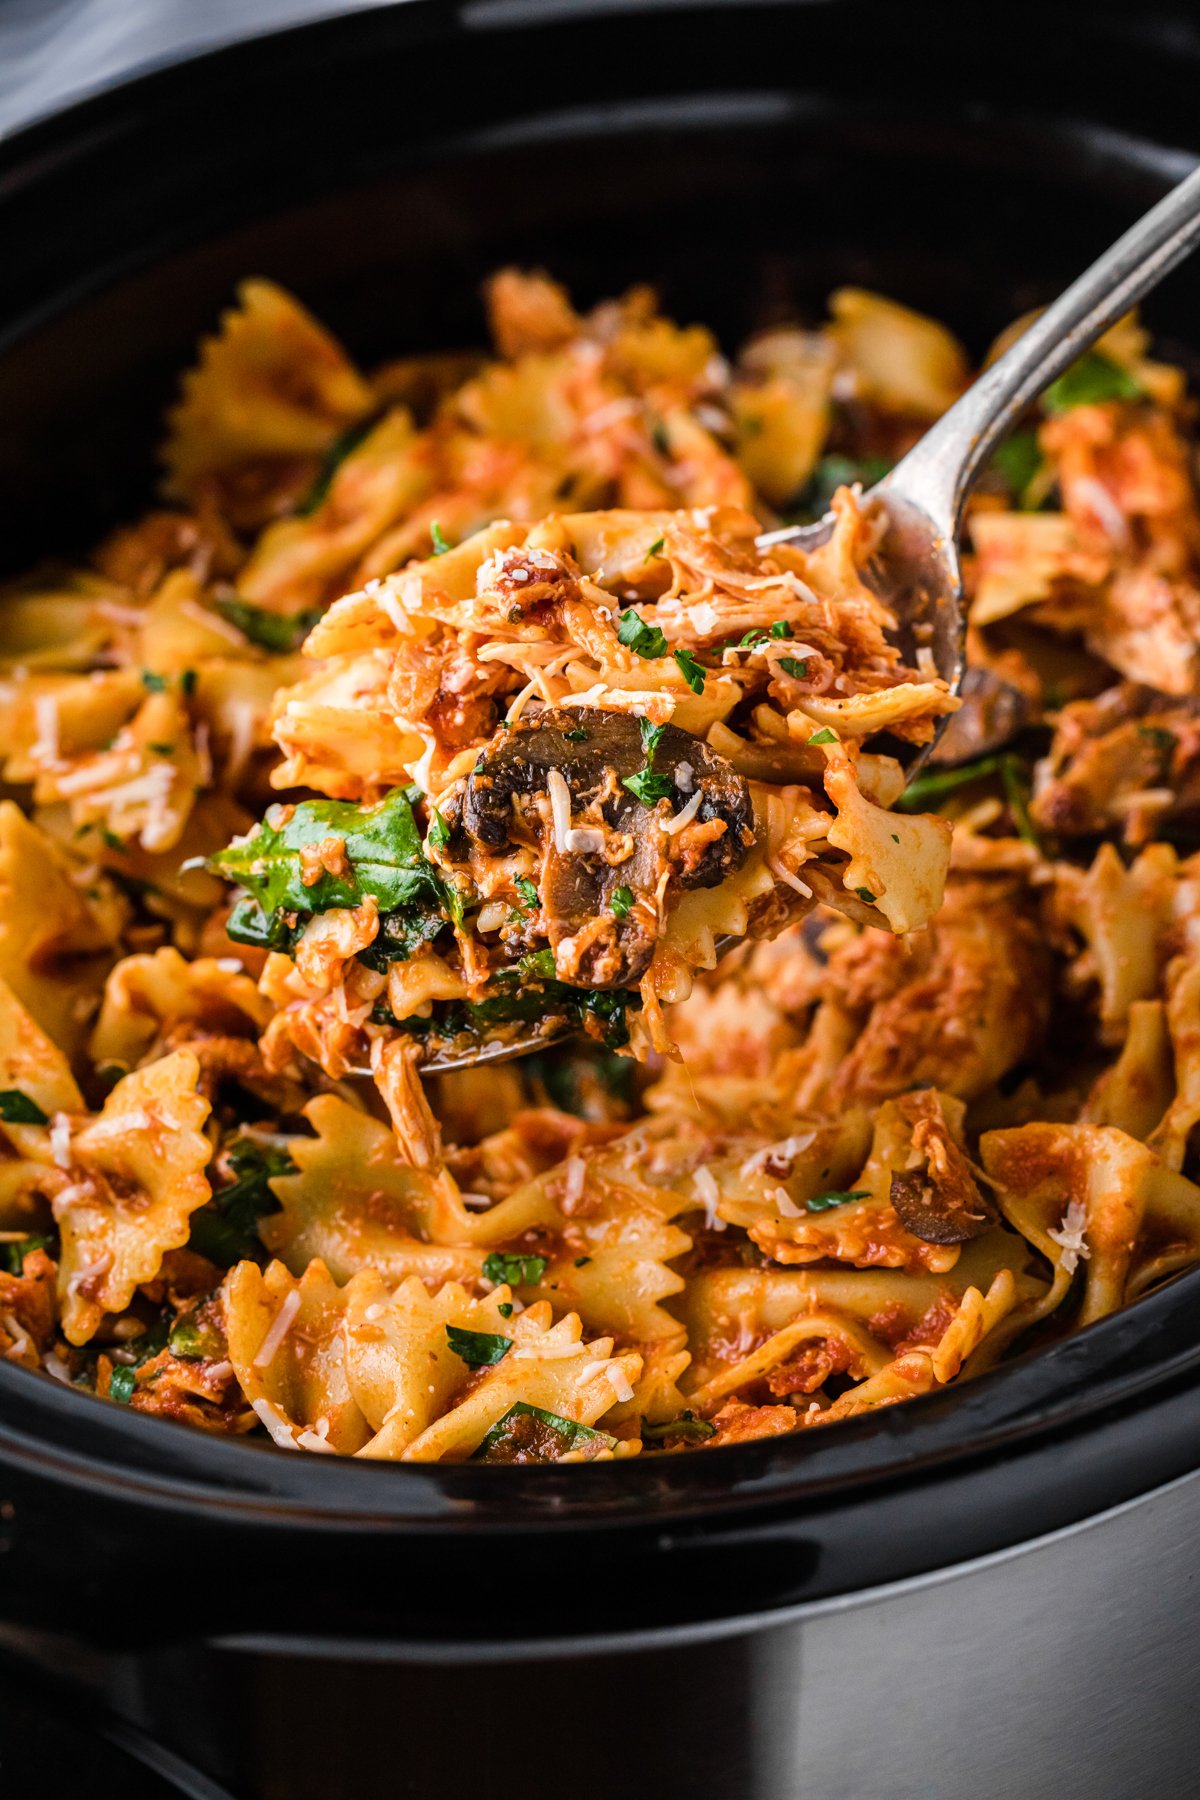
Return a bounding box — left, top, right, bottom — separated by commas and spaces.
1, 269, 1197, 1462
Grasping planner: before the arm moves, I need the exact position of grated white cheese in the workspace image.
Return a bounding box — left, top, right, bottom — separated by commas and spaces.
769, 1185, 805, 1219
675, 761, 695, 795
513, 1338, 586, 1361
376, 575, 419, 635
222, 701, 260, 786
43, 1352, 73, 1384
547, 767, 573, 853
693, 1165, 726, 1232
32, 695, 60, 763
739, 1133, 817, 1178
2, 1311, 33, 1361
251, 1397, 301, 1449
1074, 476, 1131, 548
1047, 1199, 1091, 1274
604, 1362, 635, 1404
661, 789, 703, 836
49, 1113, 73, 1170
461, 1191, 494, 1210
564, 826, 606, 854
769, 858, 813, 899
561, 1156, 587, 1213
364, 1303, 386, 1322
253, 1288, 302, 1369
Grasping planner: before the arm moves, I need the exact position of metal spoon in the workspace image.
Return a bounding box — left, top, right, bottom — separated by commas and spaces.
409, 163, 1200, 1075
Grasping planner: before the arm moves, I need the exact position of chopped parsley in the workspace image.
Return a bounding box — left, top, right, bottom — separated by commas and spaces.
792, 452, 892, 523
1139, 724, 1178, 756
777, 656, 809, 679
624, 715, 673, 805
0, 1233, 53, 1275
806, 1188, 870, 1212
148, 742, 175, 757
574, 1255, 593, 1268
641, 1410, 716, 1443
430, 520, 452, 556
1042, 349, 1142, 415
180, 668, 198, 697
623, 767, 674, 806
216, 596, 322, 653
563, 727, 589, 743
482, 1251, 547, 1287
296, 417, 376, 515
514, 876, 540, 911
610, 885, 634, 920
808, 727, 838, 746
446, 1324, 512, 1367
0, 1090, 49, 1126
673, 648, 707, 694
427, 809, 452, 852
991, 430, 1044, 507
140, 670, 168, 693
616, 609, 668, 659
854, 886, 877, 904
497, 1302, 514, 1318
645, 536, 665, 560
517, 947, 558, 981
769, 620, 790, 639
108, 1365, 137, 1404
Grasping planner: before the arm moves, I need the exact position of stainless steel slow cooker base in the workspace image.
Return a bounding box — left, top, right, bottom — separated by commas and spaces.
7, 1463, 1199, 1799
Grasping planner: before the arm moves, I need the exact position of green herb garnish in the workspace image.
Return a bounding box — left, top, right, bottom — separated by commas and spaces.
623, 767, 674, 806
0, 1233, 53, 1275
297, 417, 376, 515
645, 537, 665, 560
108, 1365, 137, 1404
430, 520, 452, 556
216, 597, 322, 654
180, 668, 198, 697
574, 1255, 593, 1268
563, 727, 589, 743
778, 656, 809, 679
854, 887, 876, 904
610, 885, 634, 920
482, 1252, 547, 1287
808, 727, 838, 746
617, 608, 668, 659
427, 809, 452, 852
497, 1302, 513, 1318
641, 1410, 716, 1443
673, 648, 707, 694
0, 1091, 49, 1126
991, 430, 1044, 507
1042, 350, 1142, 415
769, 620, 790, 639
514, 876, 540, 911
792, 453, 892, 523
140, 670, 168, 693
806, 1188, 870, 1212
446, 1324, 512, 1367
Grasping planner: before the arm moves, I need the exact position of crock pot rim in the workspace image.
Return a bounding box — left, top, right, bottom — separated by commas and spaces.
1, 0, 1198, 1542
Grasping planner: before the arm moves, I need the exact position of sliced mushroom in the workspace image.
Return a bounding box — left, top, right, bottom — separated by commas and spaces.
888, 1089, 998, 1244
927, 665, 1031, 765
443, 707, 753, 988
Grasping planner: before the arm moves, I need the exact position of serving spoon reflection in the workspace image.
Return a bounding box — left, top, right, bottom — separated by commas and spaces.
379, 162, 1200, 1076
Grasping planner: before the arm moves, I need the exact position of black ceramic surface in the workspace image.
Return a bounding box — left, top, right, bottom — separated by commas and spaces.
2, 0, 1200, 1660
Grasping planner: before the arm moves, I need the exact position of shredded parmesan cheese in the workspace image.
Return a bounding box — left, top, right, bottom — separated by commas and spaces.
253, 1288, 302, 1368
251, 1397, 301, 1448
661, 789, 703, 835
1047, 1199, 1091, 1274
547, 766, 573, 853
693, 1164, 726, 1232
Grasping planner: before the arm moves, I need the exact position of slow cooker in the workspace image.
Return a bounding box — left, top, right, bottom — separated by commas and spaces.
3, 3, 1200, 1795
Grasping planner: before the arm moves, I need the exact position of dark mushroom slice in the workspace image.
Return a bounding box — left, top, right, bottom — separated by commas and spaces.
442, 707, 754, 988
927, 665, 1031, 766
889, 1164, 998, 1245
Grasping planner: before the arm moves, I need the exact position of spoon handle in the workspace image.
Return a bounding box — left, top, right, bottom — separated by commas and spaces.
888, 161, 1200, 530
